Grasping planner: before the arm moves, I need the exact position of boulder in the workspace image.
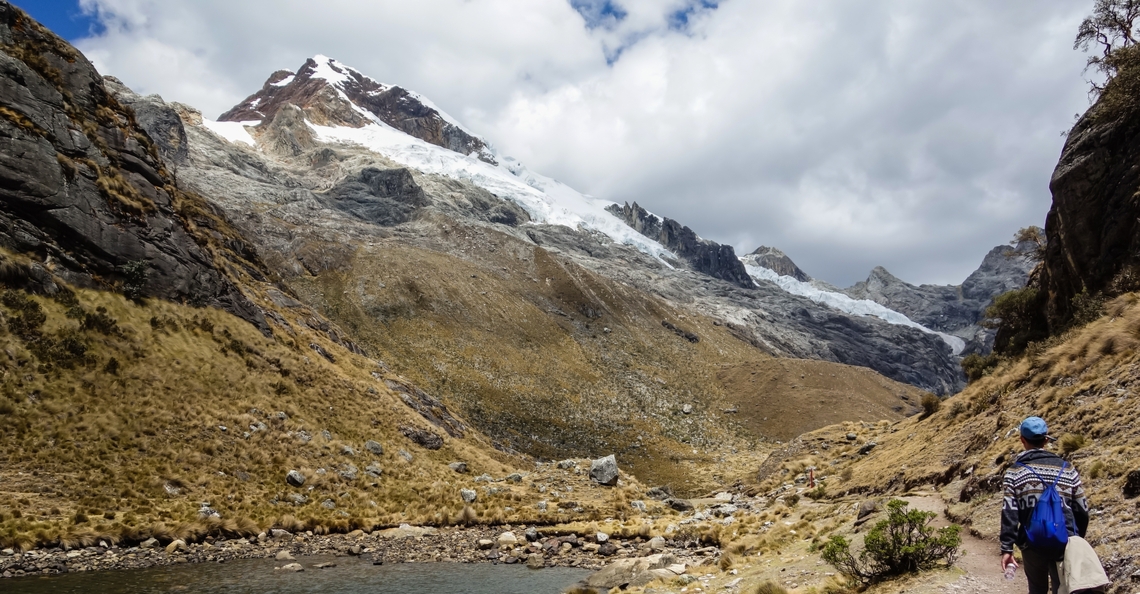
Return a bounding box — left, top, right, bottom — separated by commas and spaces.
590, 455, 619, 486
598, 543, 618, 556
341, 445, 356, 457
339, 464, 358, 481
646, 536, 666, 551
365, 462, 383, 478
460, 489, 478, 504
557, 459, 577, 470
682, 404, 693, 414
477, 539, 494, 550
858, 442, 877, 455
524, 527, 539, 542
270, 529, 292, 539
287, 493, 308, 505
321, 499, 336, 510
505, 473, 523, 483
449, 462, 468, 473
139, 538, 158, 550
400, 425, 443, 450
278, 563, 304, 572
497, 532, 519, 547
667, 498, 694, 512
846, 433, 858, 441
596, 532, 610, 544
286, 470, 305, 487
630, 500, 647, 512
1124, 470, 1140, 499
165, 539, 187, 554
585, 554, 678, 590
526, 553, 545, 569
275, 550, 295, 561
364, 440, 384, 455
714, 492, 733, 502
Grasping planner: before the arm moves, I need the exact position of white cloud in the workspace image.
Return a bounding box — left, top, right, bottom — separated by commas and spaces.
73, 0, 1092, 286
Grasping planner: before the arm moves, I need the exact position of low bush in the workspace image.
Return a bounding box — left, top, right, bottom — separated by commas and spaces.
961, 353, 1000, 383
1059, 434, 1088, 455
753, 581, 788, 594
920, 393, 941, 417
822, 499, 961, 584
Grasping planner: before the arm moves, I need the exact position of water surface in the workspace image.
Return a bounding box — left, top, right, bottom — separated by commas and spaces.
4, 557, 592, 594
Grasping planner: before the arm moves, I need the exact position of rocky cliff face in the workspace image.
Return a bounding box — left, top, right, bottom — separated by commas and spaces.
0, 2, 266, 330
606, 202, 755, 289
843, 242, 1037, 354
219, 56, 495, 163
742, 246, 811, 282
1038, 89, 1140, 332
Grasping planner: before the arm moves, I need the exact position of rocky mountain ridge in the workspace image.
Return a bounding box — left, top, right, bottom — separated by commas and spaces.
843, 240, 1039, 354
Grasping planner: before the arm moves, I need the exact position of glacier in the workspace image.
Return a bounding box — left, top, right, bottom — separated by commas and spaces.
743, 264, 966, 355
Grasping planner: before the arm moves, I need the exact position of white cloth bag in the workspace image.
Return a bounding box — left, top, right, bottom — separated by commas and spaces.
1058, 535, 1111, 594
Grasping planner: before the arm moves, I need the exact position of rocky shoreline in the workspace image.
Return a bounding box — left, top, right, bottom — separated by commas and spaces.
0, 523, 718, 581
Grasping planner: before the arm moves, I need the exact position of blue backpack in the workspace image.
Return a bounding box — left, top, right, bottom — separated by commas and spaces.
1017, 461, 1070, 550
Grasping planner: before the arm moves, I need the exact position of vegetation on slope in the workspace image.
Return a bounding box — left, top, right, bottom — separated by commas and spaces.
783, 292, 1140, 590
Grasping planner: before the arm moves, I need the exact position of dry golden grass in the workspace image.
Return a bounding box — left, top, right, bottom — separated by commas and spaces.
779, 293, 1140, 584
0, 263, 664, 550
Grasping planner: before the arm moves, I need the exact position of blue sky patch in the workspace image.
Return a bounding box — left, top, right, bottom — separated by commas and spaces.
13, 0, 101, 41
570, 0, 628, 30
668, 0, 719, 31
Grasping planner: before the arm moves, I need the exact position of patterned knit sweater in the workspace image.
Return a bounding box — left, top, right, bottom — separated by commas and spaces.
1000, 449, 1089, 553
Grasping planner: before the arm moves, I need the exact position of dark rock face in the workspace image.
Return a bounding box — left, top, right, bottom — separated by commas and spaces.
1039, 99, 1140, 332
844, 242, 1037, 355
219, 56, 494, 163
323, 167, 429, 226
745, 246, 811, 282
0, 2, 266, 331
607, 202, 755, 289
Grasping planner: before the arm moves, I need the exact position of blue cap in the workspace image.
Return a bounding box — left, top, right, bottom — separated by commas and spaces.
1020, 416, 1048, 440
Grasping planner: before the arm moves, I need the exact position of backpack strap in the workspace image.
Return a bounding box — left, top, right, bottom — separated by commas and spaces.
1016, 461, 1067, 489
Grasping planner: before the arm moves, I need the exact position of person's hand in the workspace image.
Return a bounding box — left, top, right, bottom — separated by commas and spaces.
1001, 552, 1016, 573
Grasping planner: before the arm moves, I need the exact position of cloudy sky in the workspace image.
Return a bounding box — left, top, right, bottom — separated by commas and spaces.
21, 0, 1094, 286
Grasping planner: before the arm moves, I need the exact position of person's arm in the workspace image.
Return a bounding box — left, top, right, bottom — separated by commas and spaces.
1000, 470, 1019, 555
1071, 470, 1090, 537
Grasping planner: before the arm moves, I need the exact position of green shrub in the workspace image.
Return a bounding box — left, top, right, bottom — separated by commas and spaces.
821, 499, 961, 584
121, 260, 149, 301
2, 290, 45, 339
920, 393, 941, 417
804, 485, 828, 500
986, 287, 1047, 354
961, 353, 1000, 383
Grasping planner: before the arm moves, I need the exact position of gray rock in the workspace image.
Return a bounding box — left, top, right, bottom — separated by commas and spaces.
666, 498, 694, 512
365, 462, 383, 478
1122, 470, 1140, 499
584, 553, 678, 589
138, 539, 157, 550
270, 529, 292, 539
275, 550, 295, 561
460, 489, 478, 504
596, 532, 610, 543
341, 445, 356, 457
286, 470, 305, 487
525, 527, 539, 542
275, 411, 288, 421
536, 501, 547, 512
364, 440, 384, 455
287, 493, 308, 505
846, 433, 858, 441
400, 425, 443, 450
278, 562, 304, 572
526, 553, 544, 569
321, 499, 336, 510
589, 455, 619, 486
321, 430, 333, 441
858, 442, 877, 455
557, 459, 577, 469
398, 450, 413, 462
449, 462, 468, 473
339, 464, 358, 481
474, 473, 494, 483
681, 404, 693, 414
630, 500, 647, 512
505, 473, 523, 483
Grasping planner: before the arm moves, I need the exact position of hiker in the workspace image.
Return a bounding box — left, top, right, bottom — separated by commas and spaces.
1000, 416, 1090, 594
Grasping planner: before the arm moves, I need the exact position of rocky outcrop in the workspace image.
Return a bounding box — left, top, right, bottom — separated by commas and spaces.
745, 246, 811, 282
1038, 89, 1140, 332
219, 56, 494, 163
843, 241, 1037, 354
0, 1, 266, 331
607, 202, 755, 289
